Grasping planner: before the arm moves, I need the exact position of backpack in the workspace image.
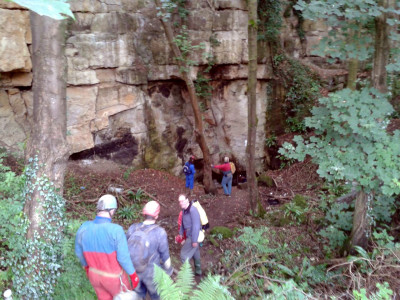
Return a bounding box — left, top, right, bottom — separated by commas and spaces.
183, 162, 192, 175
230, 162, 236, 174
192, 200, 209, 231
127, 224, 159, 273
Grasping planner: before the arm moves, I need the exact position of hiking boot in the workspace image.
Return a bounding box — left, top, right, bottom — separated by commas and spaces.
194, 259, 202, 276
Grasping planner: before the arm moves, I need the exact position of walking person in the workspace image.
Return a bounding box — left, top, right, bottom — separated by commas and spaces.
75, 194, 139, 300
175, 194, 202, 277
183, 155, 196, 195
211, 156, 233, 196
126, 201, 173, 300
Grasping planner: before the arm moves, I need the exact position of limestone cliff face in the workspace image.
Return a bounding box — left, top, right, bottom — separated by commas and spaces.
0, 0, 342, 174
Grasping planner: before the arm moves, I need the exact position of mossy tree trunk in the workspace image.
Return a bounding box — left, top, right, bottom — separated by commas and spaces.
372, 0, 392, 93
349, 1, 394, 251
247, 0, 259, 213
347, 58, 359, 90
155, 0, 216, 194
24, 12, 69, 238
348, 189, 369, 250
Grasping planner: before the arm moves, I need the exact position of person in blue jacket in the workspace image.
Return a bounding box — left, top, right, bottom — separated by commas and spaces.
184, 155, 196, 195
126, 201, 173, 300
176, 194, 202, 276
75, 194, 139, 300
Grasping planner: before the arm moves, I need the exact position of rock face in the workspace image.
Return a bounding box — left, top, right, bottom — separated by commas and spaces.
0, 0, 342, 174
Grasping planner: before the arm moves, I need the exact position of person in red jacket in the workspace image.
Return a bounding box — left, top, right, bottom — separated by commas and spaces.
75, 194, 139, 300
211, 156, 233, 196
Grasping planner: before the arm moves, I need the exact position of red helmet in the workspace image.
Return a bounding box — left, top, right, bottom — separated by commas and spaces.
143, 201, 160, 218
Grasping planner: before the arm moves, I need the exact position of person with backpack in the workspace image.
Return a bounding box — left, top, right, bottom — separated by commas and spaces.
176, 194, 202, 277
183, 155, 196, 195
211, 156, 234, 197
126, 201, 173, 300
75, 194, 139, 300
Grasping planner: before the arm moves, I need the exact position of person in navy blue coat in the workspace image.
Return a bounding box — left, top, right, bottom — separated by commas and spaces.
184, 155, 196, 195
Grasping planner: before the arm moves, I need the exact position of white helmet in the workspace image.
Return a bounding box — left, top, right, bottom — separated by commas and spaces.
143, 201, 160, 218
224, 156, 229, 163
97, 194, 118, 211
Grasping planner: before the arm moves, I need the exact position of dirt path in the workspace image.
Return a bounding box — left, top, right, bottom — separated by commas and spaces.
65, 158, 320, 275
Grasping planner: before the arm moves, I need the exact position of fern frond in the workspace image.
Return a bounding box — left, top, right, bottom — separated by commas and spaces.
192, 274, 234, 300
174, 260, 195, 295
154, 265, 182, 300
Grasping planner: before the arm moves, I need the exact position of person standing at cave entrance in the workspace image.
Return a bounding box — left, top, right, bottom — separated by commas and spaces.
175, 194, 202, 277
211, 156, 233, 197
183, 155, 196, 195
75, 194, 139, 300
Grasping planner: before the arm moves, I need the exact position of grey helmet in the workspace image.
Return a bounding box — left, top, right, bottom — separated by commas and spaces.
97, 194, 118, 211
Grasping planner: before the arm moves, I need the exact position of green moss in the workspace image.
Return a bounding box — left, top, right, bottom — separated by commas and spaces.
257, 173, 276, 187
210, 226, 233, 239
293, 194, 307, 209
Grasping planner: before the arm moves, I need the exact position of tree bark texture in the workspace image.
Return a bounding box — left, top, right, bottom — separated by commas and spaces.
154, 0, 216, 194
24, 12, 69, 239
348, 189, 369, 250
372, 0, 393, 93
246, 0, 259, 212
347, 58, 359, 90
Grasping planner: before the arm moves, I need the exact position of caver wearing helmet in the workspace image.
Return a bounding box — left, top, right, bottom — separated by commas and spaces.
142, 200, 160, 219
75, 194, 139, 299
97, 194, 118, 211
127, 201, 173, 299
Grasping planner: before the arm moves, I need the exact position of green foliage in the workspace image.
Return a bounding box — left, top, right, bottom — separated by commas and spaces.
282, 195, 310, 225
9, 0, 74, 20
258, 0, 283, 42
353, 282, 393, 300
65, 174, 84, 198
209, 226, 233, 239
128, 188, 146, 201
295, 0, 380, 62
263, 279, 314, 299
53, 220, 96, 300
273, 54, 321, 133
265, 134, 277, 147
2, 156, 67, 299
154, 261, 234, 300
116, 204, 141, 222
279, 88, 400, 197
194, 73, 213, 100
221, 227, 331, 298
0, 154, 26, 293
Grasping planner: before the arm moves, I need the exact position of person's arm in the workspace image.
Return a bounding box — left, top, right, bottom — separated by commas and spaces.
158, 229, 173, 275
74, 223, 88, 267
190, 207, 201, 247
190, 164, 195, 174
178, 211, 184, 236
115, 226, 139, 288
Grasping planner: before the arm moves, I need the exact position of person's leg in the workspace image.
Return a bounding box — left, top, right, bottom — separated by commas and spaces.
143, 271, 160, 300
221, 176, 228, 195
89, 272, 123, 300
180, 237, 197, 262
227, 175, 232, 195
193, 247, 201, 275
134, 276, 148, 300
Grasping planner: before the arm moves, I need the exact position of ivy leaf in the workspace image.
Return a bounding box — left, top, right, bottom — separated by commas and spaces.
9, 0, 74, 20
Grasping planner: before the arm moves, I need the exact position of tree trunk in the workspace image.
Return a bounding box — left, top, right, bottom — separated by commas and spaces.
24, 12, 69, 238
347, 58, 359, 90
348, 189, 369, 250
372, 0, 392, 93
247, 0, 259, 213
154, 0, 216, 194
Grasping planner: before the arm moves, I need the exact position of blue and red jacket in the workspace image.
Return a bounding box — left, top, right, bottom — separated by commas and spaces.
75, 216, 135, 275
